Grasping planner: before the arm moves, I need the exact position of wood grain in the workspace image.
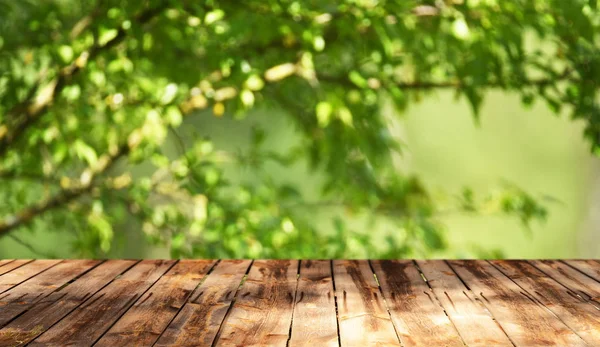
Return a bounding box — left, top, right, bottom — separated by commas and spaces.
95, 259, 216, 347
531, 260, 600, 304
0, 259, 100, 326
215, 259, 299, 347
334, 260, 400, 347
289, 260, 338, 347
0, 259, 31, 276
156, 260, 252, 347
564, 260, 600, 283
0, 259, 598, 346
449, 260, 587, 346
371, 260, 462, 347
28, 259, 174, 346
0, 259, 14, 269
491, 260, 600, 345
0, 260, 60, 294
0, 260, 136, 346
416, 260, 512, 346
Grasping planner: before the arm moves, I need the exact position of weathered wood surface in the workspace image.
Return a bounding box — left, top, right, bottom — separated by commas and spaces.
289, 260, 338, 347
215, 259, 299, 347
449, 260, 588, 346
155, 260, 252, 347
96, 260, 216, 347
334, 260, 400, 346
29, 259, 175, 346
0, 259, 100, 327
0, 259, 598, 346
416, 260, 513, 346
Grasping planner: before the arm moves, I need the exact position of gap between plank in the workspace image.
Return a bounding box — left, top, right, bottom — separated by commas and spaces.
0, 260, 107, 329
560, 260, 600, 284
0, 260, 16, 270
210, 259, 255, 347
152, 259, 221, 346
487, 260, 591, 344
444, 261, 518, 347
0, 260, 64, 295
411, 261, 467, 347
329, 260, 342, 347
23, 260, 141, 344
285, 260, 302, 347
528, 261, 599, 307
367, 260, 405, 347
0, 260, 34, 277
89, 260, 179, 346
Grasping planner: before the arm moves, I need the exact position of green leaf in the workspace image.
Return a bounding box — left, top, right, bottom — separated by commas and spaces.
205, 9, 225, 25
316, 101, 333, 127
74, 140, 98, 166
98, 28, 118, 46
88, 212, 113, 253
58, 45, 74, 63
165, 106, 183, 127
348, 71, 367, 88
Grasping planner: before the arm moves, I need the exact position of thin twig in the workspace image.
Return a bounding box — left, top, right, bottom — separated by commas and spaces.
8, 234, 56, 258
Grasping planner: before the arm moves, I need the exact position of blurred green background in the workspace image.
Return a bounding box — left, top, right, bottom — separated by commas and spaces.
1, 90, 596, 258
1, 0, 599, 259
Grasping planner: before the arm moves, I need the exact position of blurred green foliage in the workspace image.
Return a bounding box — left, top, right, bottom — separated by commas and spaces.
0, 0, 598, 258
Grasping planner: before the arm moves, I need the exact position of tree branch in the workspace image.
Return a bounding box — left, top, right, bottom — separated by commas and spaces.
8, 234, 56, 258
0, 3, 166, 160
0, 170, 61, 185
318, 68, 575, 91
0, 144, 130, 237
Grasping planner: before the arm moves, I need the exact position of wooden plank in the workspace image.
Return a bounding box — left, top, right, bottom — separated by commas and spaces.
0, 260, 14, 269
214, 260, 299, 347
491, 260, 600, 345
28, 259, 175, 346
416, 260, 512, 346
0, 260, 136, 346
449, 260, 587, 346
289, 260, 338, 347
370, 260, 462, 347
564, 260, 600, 283
530, 260, 600, 303
0, 260, 33, 277
95, 260, 216, 347
0, 260, 60, 294
0, 259, 100, 326
156, 260, 252, 347
333, 260, 400, 347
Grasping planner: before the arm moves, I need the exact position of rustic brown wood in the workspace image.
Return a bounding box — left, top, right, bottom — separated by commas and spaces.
156, 260, 252, 347
289, 260, 338, 347
416, 260, 513, 346
28, 259, 175, 346
0, 259, 100, 326
0, 260, 60, 294
564, 260, 600, 283
491, 260, 600, 345
215, 259, 299, 347
0, 259, 598, 346
449, 260, 587, 346
0, 259, 32, 276
371, 260, 462, 347
0, 259, 14, 269
530, 260, 600, 304
95, 259, 216, 347
334, 260, 400, 347
0, 260, 136, 346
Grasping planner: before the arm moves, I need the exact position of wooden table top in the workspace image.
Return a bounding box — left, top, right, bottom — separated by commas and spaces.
0, 259, 598, 346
